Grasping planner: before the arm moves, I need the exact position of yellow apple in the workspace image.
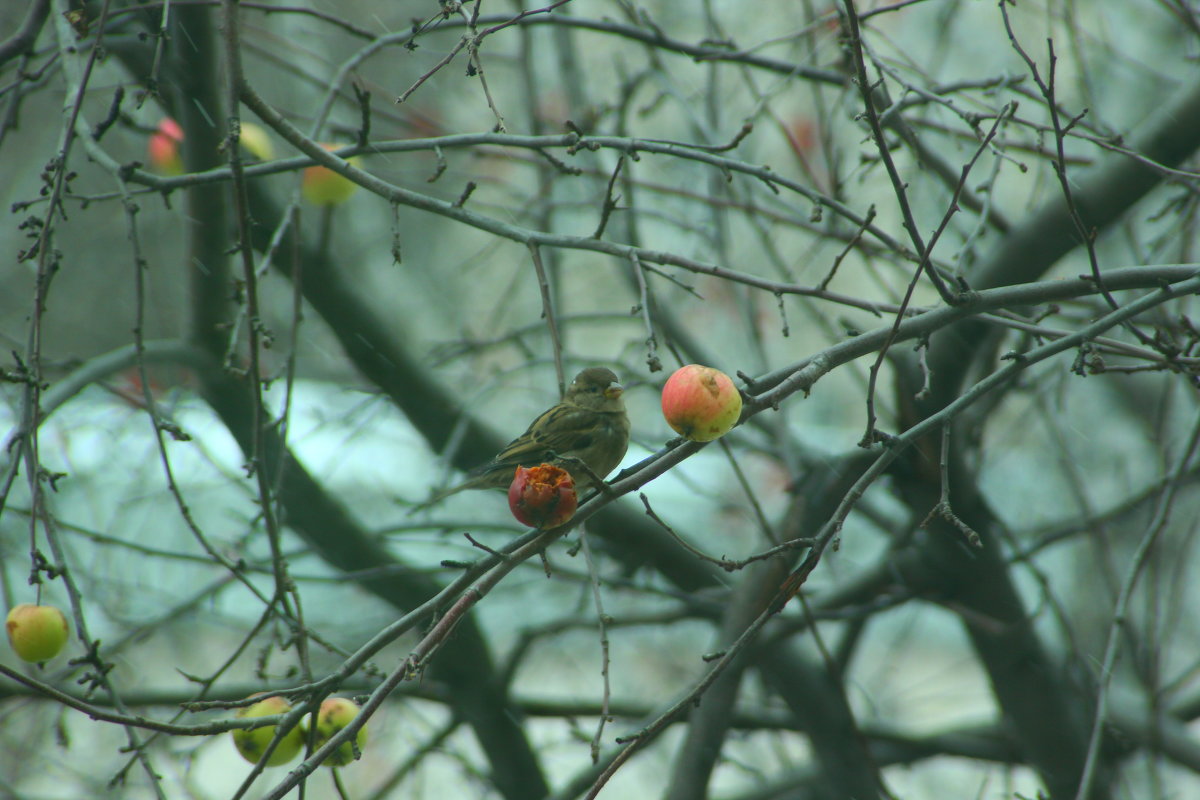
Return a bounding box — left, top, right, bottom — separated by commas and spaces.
6, 604, 69, 663
302, 144, 361, 206
238, 122, 275, 162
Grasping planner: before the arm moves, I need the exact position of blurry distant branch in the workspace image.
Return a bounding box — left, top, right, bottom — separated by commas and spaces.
396, 12, 847, 87
1013, 466, 1200, 562
744, 264, 1199, 401
0, 676, 385, 711
0, 661, 289, 737
99, 6, 846, 86
0, 0, 48, 67
0, 340, 209, 454
129, 126, 905, 260
1076, 410, 1200, 799
843, 0, 953, 305
922, 76, 1200, 409
5, 660, 1193, 780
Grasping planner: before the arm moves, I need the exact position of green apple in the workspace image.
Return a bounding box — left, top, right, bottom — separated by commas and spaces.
313, 697, 368, 766
232, 695, 303, 766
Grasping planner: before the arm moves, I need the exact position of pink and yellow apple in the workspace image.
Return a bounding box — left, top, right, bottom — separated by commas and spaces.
661, 365, 743, 442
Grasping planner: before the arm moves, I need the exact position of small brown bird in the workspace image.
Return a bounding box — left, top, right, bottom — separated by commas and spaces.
424, 367, 631, 505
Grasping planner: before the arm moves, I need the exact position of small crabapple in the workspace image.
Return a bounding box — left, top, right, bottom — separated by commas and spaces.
6, 604, 69, 663
312, 697, 369, 767
231, 695, 303, 766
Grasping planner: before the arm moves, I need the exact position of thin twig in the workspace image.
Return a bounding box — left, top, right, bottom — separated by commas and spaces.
578, 530, 613, 763
919, 426, 982, 547
773, 273, 1200, 611
528, 243, 565, 395
842, 0, 955, 304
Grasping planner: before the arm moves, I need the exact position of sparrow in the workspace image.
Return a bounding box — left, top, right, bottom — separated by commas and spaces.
423, 367, 631, 505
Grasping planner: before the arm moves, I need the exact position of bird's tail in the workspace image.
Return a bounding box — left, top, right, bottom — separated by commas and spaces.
406, 482, 468, 515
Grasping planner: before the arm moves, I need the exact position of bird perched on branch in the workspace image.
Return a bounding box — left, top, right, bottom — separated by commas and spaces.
419, 367, 631, 507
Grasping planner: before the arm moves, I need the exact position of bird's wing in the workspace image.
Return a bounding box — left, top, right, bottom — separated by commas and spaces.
480, 404, 598, 473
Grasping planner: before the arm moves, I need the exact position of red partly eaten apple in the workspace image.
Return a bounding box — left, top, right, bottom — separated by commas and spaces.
6, 603, 69, 663
508, 464, 578, 529
661, 364, 743, 442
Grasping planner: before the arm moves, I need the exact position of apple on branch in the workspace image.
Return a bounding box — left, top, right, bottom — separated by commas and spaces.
302, 144, 362, 206
6, 603, 69, 663
147, 117, 275, 175
661, 364, 744, 442
231, 695, 304, 766
508, 464, 578, 529
312, 697, 369, 767
147, 118, 184, 175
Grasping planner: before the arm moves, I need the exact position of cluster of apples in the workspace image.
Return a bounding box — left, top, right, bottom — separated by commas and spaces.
506, 364, 743, 527
147, 117, 361, 206
232, 695, 368, 768
5, 605, 366, 768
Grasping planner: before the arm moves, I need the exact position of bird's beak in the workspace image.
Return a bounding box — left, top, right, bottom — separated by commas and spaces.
604, 383, 624, 400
